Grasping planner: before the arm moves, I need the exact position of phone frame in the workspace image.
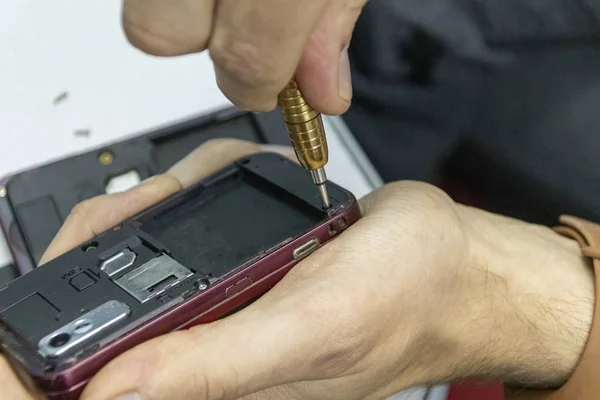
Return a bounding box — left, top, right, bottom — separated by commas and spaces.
0, 152, 361, 400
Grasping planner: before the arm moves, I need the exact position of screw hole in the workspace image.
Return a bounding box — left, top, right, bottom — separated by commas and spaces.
82, 241, 99, 252
240, 158, 251, 165
98, 151, 114, 166
338, 218, 348, 229
196, 278, 210, 291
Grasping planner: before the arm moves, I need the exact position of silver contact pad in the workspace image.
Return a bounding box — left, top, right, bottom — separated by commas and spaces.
100, 248, 137, 277
38, 300, 130, 358
115, 254, 193, 303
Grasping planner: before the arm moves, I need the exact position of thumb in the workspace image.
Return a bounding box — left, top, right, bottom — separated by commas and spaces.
79, 282, 333, 400
296, 0, 366, 115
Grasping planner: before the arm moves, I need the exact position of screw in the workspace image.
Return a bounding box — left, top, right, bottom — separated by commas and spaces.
53, 91, 69, 105
197, 281, 209, 290
98, 151, 114, 166
0, 186, 5, 198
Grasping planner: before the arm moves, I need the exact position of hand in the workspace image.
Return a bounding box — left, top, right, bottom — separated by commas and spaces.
0, 140, 274, 400
0, 357, 41, 400
21, 138, 591, 400
121, 0, 365, 114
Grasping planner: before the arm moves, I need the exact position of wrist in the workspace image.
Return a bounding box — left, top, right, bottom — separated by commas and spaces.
450, 206, 594, 387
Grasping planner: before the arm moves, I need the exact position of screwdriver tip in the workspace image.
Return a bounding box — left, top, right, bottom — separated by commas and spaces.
317, 183, 331, 209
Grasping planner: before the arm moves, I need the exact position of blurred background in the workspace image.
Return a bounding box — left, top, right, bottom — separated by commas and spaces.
346, 0, 600, 226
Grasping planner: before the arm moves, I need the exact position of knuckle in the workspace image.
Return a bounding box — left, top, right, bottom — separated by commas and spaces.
384, 181, 453, 207
69, 198, 94, 220
123, 17, 200, 56
379, 181, 457, 221
365, 181, 465, 246
209, 39, 287, 96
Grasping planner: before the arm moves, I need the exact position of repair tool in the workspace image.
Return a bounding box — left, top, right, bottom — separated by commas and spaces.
278, 78, 331, 209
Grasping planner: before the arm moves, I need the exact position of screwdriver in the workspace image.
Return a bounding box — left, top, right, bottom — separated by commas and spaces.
278, 78, 331, 209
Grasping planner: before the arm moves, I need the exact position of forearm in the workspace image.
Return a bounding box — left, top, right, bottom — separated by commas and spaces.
445, 205, 594, 387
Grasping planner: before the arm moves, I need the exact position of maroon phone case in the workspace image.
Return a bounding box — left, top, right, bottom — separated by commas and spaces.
41, 207, 360, 399
1, 153, 361, 399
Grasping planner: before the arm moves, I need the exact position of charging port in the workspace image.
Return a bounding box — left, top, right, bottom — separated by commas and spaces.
292, 239, 320, 260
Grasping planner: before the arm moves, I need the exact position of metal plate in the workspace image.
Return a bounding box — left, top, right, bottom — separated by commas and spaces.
38, 300, 130, 358
100, 248, 137, 277
114, 254, 193, 303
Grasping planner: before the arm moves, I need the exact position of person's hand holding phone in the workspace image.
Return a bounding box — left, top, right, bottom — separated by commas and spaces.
2, 139, 591, 400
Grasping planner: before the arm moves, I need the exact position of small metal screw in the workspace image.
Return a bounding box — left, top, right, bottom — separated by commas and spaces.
197, 281, 209, 290
53, 91, 69, 105
99, 151, 114, 166
0, 186, 6, 198
74, 129, 91, 138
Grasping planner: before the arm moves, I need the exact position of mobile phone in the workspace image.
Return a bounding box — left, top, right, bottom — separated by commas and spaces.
0, 107, 290, 275
0, 152, 361, 400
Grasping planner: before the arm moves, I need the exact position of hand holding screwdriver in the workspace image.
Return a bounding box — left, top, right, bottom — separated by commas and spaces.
122, 0, 358, 114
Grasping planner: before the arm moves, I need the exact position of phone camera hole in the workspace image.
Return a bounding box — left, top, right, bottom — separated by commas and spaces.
49, 333, 71, 348
82, 241, 99, 252
73, 319, 93, 334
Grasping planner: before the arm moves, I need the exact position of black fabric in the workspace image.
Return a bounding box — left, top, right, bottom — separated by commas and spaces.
344, 0, 600, 224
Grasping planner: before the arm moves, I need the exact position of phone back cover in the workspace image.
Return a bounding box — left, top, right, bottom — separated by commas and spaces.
0, 108, 290, 274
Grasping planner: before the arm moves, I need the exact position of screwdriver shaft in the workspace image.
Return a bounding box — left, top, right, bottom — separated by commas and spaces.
278, 79, 331, 209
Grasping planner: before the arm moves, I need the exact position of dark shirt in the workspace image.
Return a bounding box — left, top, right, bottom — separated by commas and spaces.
346, 0, 600, 224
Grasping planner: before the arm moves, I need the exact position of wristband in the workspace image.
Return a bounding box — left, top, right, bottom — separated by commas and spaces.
546, 215, 600, 399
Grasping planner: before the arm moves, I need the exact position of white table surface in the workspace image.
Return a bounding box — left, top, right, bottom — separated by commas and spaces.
0, 2, 444, 399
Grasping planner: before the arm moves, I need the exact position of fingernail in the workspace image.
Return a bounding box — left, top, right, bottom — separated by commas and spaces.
114, 393, 143, 400
338, 46, 352, 103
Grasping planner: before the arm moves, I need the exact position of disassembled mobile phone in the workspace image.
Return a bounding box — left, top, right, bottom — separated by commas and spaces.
0, 152, 360, 400
0, 107, 290, 275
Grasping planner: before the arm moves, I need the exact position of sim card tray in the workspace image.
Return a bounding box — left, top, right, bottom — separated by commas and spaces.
114, 254, 193, 303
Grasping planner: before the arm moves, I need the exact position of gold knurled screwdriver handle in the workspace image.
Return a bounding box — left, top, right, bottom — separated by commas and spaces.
277, 78, 329, 171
